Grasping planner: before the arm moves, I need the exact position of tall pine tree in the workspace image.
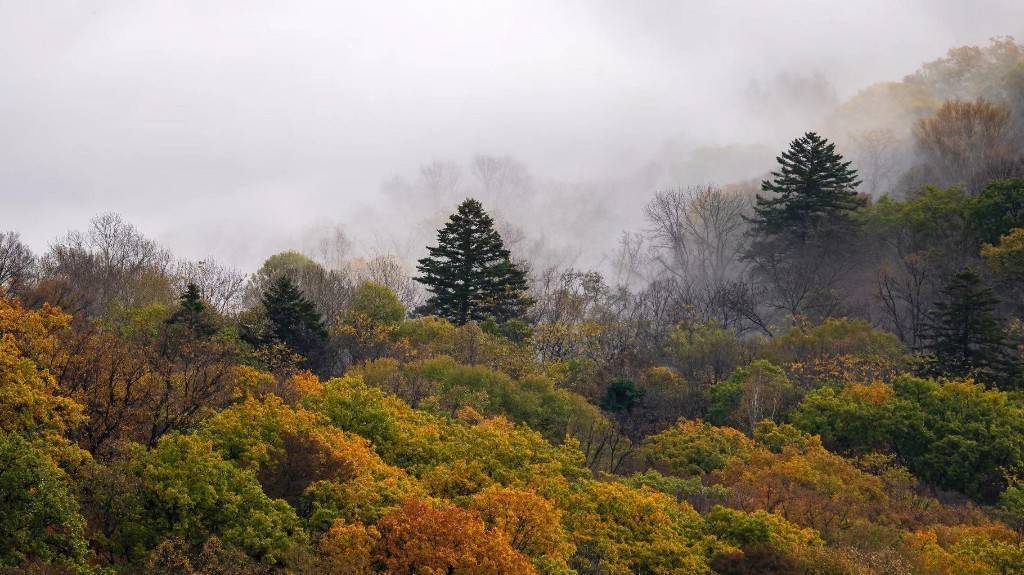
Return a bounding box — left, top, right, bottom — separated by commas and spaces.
257, 275, 327, 362
748, 131, 864, 243
744, 132, 865, 319
415, 198, 532, 325
923, 267, 1010, 385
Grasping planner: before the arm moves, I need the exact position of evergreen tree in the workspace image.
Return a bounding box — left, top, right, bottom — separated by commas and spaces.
923, 267, 1010, 385
415, 198, 532, 325
258, 275, 327, 361
166, 283, 217, 337
748, 132, 864, 243
744, 132, 865, 319
600, 377, 645, 413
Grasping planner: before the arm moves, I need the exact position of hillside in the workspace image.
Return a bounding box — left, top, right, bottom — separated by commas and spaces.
2, 37, 1024, 575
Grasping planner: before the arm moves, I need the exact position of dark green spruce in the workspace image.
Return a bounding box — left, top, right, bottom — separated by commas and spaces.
415, 198, 532, 325
166, 282, 217, 338
923, 267, 1012, 386
748, 131, 864, 243
258, 275, 327, 361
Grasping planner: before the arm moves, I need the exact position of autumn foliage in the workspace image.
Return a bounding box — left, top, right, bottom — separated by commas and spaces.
5, 46, 1024, 572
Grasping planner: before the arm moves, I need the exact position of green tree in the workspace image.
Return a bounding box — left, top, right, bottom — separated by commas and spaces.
984, 228, 1024, 281
793, 375, 1024, 502
970, 178, 1024, 245
249, 275, 328, 365
923, 267, 1010, 385
707, 361, 795, 434
640, 419, 753, 477
0, 432, 88, 570
748, 132, 864, 243
789, 381, 910, 455
704, 505, 819, 552
127, 434, 306, 564
349, 281, 405, 324
415, 198, 532, 325
998, 478, 1024, 533
336, 282, 406, 363
600, 377, 645, 413
983, 227, 1024, 315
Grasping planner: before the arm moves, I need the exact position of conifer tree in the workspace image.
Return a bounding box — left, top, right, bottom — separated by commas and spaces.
167, 282, 217, 337
601, 377, 645, 413
923, 267, 1010, 385
748, 132, 864, 243
258, 275, 327, 360
415, 198, 532, 325
744, 132, 865, 319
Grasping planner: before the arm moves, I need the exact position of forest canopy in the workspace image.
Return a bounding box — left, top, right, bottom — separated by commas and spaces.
2, 37, 1024, 575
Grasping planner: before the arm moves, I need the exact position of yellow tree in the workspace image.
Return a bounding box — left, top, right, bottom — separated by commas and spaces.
470, 485, 575, 574
200, 394, 419, 526
564, 480, 717, 575
0, 297, 83, 439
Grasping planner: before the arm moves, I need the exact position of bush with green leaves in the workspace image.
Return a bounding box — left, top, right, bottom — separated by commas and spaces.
0, 432, 88, 570
793, 374, 1024, 502
124, 434, 307, 564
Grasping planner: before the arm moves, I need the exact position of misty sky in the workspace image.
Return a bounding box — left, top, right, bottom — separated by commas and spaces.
2, 1, 1021, 271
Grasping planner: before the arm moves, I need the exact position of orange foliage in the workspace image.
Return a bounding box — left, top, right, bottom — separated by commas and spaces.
712, 433, 889, 537
845, 381, 896, 405
470, 485, 574, 571
287, 370, 323, 399
374, 499, 537, 575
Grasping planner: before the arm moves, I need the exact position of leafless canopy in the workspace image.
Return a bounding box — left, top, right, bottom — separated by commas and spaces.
42, 213, 174, 315
0, 231, 36, 295
644, 185, 750, 285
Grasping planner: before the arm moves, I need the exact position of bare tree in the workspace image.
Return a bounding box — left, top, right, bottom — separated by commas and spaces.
0, 231, 36, 295
876, 257, 932, 348
914, 99, 1020, 193
529, 267, 695, 378
530, 267, 607, 326
419, 160, 463, 211
349, 254, 422, 310
684, 185, 750, 284
637, 186, 770, 332
851, 129, 901, 197
173, 258, 248, 315
303, 223, 352, 271
53, 320, 240, 454
666, 276, 771, 336
42, 213, 174, 315
611, 231, 649, 288
644, 186, 749, 286
744, 237, 853, 324
471, 154, 531, 211
644, 189, 691, 280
